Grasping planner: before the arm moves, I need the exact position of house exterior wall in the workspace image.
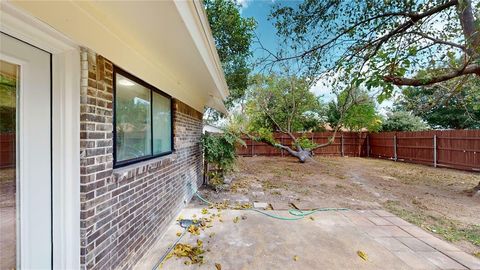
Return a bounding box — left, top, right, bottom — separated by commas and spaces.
79, 48, 203, 269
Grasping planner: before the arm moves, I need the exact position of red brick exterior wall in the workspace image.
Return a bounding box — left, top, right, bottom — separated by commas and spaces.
79, 49, 203, 269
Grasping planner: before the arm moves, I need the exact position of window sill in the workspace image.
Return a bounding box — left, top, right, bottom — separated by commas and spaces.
112, 151, 177, 180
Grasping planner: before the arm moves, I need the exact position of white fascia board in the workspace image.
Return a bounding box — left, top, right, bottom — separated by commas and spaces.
206, 95, 228, 115
174, 0, 229, 101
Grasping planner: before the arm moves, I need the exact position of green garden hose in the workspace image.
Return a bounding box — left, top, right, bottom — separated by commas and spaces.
152, 190, 350, 269
193, 190, 349, 221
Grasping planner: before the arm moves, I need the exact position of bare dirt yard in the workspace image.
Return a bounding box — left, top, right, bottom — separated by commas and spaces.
200, 156, 480, 257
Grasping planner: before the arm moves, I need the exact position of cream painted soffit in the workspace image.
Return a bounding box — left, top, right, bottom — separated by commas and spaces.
174, 0, 229, 101
4, 0, 229, 113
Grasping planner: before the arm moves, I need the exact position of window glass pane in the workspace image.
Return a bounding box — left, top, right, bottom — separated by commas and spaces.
115, 73, 151, 162
153, 92, 172, 154
0, 60, 18, 269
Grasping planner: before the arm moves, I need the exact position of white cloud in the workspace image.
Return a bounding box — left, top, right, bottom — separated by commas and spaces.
309, 72, 341, 102
310, 80, 336, 102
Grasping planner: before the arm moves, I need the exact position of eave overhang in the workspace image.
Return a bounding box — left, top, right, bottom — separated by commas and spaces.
3, 0, 229, 113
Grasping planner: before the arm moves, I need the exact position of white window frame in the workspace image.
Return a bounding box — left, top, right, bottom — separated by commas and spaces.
1, 3, 81, 269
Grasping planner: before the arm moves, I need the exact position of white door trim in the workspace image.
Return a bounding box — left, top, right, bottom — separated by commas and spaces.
1, 32, 52, 269
1, 3, 81, 269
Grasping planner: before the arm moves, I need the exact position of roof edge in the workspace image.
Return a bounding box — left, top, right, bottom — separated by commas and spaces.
174, 0, 229, 102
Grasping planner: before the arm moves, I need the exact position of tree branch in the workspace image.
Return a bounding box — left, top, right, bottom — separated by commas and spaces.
384, 63, 480, 86
269, 0, 459, 63
408, 31, 466, 51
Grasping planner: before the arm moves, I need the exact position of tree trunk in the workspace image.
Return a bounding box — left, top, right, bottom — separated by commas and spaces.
290, 149, 312, 163
277, 144, 312, 163
473, 181, 480, 197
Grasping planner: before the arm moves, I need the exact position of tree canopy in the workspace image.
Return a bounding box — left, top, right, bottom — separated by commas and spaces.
327, 89, 382, 132
241, 74, 377, 162
204, 0, 256, 108
381, 111, 430, 131
268, 0, 480, 101
246, 74, 325, 134
395, 76, 480, 129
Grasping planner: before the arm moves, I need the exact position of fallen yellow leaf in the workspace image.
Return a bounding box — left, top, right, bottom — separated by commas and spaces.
188, 225, 200, 235
357, 250, 368, 261
293, 255, 299, 261
215, 263, 222, 270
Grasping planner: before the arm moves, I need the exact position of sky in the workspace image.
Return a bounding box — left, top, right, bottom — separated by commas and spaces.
239, 0, 394, 115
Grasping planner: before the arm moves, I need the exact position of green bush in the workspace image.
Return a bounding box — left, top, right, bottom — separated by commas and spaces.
202, 131, 244, 176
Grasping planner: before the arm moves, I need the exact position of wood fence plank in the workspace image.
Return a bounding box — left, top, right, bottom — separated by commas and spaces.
236, 130, 480, 172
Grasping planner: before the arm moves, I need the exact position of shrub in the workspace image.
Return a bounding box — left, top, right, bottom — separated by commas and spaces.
202, 131, 245, 177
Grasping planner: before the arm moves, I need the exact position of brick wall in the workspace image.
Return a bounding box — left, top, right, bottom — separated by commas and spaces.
79, 48, 203, 269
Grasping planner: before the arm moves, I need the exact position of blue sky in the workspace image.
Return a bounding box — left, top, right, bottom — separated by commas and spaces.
239, 0, 394, 114
240, 0, 280, 60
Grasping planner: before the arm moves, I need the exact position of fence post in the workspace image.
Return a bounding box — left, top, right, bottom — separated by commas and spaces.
251, 139, 254, 157
311, 133, 315, 156
433, 134, 437, 167
358, 132, 361, 157
341, 133, 344, 157
367, 134, 370, 157
393, 135, 397, 161
281, 136, 284, 157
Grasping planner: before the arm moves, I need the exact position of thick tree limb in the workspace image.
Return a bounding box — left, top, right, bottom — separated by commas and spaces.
384, 63, 480, 86
457, 0, 480, 55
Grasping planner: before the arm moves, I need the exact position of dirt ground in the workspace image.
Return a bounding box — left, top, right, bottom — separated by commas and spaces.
201, 156, 480, 256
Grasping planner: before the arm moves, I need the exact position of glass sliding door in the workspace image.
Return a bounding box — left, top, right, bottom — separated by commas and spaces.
0, 59, 19, 270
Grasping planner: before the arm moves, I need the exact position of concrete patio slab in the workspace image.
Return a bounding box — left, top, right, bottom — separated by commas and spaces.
270, 202, 291, 210
394, 250, 439, 270
417, 251, 467, 270
397, 237, 437, 252
136, 207, 480, 270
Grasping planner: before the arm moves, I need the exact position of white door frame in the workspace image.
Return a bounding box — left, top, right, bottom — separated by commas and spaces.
1, 32, 52, 269
1, 3, 81, 269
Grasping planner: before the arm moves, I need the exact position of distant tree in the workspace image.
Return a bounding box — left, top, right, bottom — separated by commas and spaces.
267, 0, 480, 101
328, 89, 382, 132
396, 76, 480, 129
204, 0, 256, 121
381, 111, 430, 131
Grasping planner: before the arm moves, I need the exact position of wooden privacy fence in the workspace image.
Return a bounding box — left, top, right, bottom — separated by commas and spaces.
237, 130, 480, 172
0, 133, 15, 168
237, 132, 368, 157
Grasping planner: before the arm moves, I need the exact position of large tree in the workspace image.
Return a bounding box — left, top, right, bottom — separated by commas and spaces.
267, 0, 480, 100
246, 74, 326, 133
395, 76, 480, 129
204, 0, 256, 119
243, 74, 362, 162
